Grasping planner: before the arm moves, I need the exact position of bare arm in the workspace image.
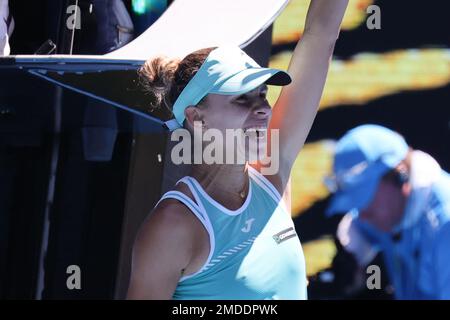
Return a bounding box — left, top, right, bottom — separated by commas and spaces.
126, 202, 198, 300
269, 0, 349, 184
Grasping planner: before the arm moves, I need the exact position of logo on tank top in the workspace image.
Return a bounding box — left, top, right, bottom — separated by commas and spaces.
273, 227, 297, 244
241, 218, 256, 233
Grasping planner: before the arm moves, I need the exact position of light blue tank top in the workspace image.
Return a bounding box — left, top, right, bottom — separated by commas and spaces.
157, 166, 307, 300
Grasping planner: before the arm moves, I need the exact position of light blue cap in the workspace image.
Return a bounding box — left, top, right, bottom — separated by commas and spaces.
164, 46, 291, 130
326, 125, 409, 215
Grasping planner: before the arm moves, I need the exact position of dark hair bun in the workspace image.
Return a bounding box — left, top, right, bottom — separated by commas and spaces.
139, 56, 181, 113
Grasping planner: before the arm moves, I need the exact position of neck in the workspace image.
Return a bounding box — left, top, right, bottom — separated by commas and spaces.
190, 162, 249, 199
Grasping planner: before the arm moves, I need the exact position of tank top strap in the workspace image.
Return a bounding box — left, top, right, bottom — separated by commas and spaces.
175, 176, 209, 215
156, 190, 206, 222
247, 166, 283, 204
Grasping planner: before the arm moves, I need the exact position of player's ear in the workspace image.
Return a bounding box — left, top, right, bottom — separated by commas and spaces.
184, 106, 204, 130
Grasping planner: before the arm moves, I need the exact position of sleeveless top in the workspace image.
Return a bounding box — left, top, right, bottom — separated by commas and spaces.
156, 166, 307, 300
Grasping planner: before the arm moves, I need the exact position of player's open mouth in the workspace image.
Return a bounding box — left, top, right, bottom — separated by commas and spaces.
243, 126, 267, 139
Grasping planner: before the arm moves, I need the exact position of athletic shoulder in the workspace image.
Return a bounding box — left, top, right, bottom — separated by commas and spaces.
138, 197, 201, 249
127, 198, 204, 299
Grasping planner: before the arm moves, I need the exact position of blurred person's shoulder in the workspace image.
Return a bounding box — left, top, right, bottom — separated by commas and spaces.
410, 151, 450, 220
429, 169, 450, 223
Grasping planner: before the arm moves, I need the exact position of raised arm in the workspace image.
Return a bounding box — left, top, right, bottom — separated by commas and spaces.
269, 0, 349, 183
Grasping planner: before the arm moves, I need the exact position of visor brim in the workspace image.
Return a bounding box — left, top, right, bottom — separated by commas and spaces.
210, 67, 291, 95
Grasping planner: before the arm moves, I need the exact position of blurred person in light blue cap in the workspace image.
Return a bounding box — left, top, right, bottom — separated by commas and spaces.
326, 124, 450, 299
128, 0, 351, 300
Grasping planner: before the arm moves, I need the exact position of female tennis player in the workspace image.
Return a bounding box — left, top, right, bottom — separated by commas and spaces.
127, 0, 349, 300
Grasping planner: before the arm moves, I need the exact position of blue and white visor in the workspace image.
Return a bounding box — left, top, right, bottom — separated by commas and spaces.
164, 46, 291, 131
